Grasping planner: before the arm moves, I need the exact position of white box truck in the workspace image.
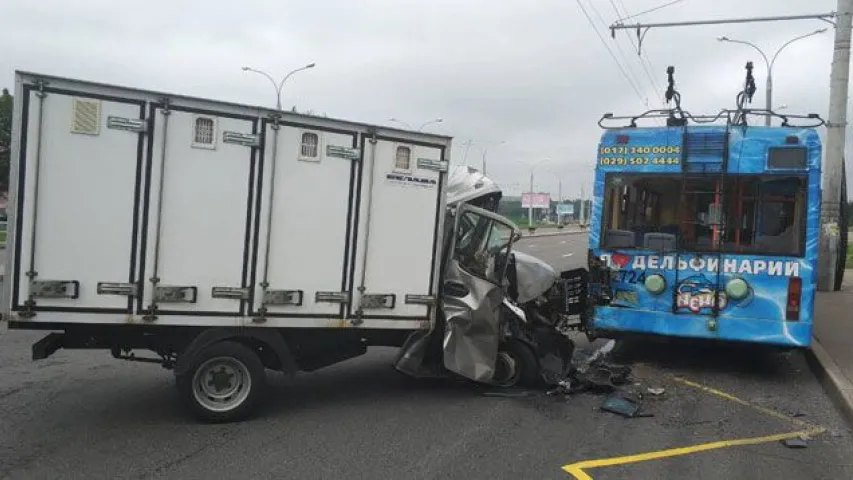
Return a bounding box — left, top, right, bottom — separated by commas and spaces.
3, 71, 582, 422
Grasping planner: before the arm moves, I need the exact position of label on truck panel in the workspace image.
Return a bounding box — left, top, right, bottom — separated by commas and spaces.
385, 173, 438, 189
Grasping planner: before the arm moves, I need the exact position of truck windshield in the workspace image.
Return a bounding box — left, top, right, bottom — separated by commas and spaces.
601, 173, 807, 256
454, 210, 514, 284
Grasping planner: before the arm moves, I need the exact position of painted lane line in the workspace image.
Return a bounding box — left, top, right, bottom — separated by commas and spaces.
672, 377, 823, 430
562, 253, 574, 258
560, 376, 828, 479
562, 428, 824, 480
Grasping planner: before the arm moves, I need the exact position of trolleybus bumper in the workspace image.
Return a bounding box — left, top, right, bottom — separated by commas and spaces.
591, 307, 812, 348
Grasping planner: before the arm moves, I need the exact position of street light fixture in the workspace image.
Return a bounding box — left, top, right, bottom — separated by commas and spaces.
242, 63, 316, 111
389, 117, 443, 131
717, 29, 826, 126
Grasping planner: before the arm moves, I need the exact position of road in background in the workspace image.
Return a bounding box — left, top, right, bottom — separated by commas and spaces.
1, 233, 852, 479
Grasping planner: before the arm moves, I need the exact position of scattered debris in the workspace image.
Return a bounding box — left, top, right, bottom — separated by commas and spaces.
781, 436, 810, 449
647, 387, 666, 396
601, 394, 641, 418
600, 393, 653, 418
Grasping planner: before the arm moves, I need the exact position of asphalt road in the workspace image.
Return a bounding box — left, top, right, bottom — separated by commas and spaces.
1, 233, 852, 479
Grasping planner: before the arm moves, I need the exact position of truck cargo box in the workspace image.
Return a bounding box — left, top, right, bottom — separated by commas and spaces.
3, 71, 451, 331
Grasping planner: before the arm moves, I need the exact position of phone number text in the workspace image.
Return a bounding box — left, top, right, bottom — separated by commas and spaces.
599, 145, 682, 155
599, 157, 681, 166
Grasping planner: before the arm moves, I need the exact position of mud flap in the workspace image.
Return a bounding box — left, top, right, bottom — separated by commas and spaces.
33, 333, 64, 360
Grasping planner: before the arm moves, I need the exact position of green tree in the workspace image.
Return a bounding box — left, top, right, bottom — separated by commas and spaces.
0, 88, 12, 193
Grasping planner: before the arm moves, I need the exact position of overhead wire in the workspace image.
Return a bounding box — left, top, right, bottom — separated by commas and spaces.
609, 0, 667, 109
588, 0, 650, 108
618, 0, 689, 22
574, 0, 648, 107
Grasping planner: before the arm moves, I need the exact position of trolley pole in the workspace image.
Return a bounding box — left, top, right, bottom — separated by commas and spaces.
608, 8, 849, 291
819, 0, 853, 291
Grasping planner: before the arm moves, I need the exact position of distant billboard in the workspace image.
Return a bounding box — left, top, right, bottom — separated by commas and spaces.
556, 203, 574, 215
521, 192, 551, 209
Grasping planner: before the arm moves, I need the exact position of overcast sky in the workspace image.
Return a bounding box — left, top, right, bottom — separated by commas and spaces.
2, 0, 850, 198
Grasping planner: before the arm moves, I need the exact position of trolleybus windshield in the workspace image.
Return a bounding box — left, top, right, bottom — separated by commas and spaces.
600, 174, 807, 257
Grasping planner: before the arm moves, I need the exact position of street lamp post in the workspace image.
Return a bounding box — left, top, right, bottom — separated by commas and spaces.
242, 63, 316, 110
717, 29, 826, 126
543, 168, 564, 224
481, 140, 506, 176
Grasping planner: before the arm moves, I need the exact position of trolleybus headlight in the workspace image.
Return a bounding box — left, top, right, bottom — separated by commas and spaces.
725, 278, 750, 300
644, 274, 666, 295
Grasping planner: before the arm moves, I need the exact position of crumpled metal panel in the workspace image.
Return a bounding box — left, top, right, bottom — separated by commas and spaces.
440, 261, 506, 382
513, 251, 559, 304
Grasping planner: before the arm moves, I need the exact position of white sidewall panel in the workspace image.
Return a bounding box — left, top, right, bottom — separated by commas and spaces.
15, 90, 142, 311
252, 124, 356, 316
350, 139, 444, 319
140, 108, 256, 314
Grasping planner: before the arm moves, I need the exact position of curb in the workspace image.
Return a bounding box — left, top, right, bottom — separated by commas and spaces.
806, 337, 853, 426
522, 229, 588, 238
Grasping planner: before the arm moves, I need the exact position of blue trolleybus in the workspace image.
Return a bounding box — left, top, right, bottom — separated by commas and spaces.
583, 65, 833, 349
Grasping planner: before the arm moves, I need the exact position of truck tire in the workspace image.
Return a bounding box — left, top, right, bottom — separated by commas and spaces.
492, 341, 539, 388
175, 340, 267, 423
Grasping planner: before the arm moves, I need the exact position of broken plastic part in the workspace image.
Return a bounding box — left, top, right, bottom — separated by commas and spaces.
781, 436, 809, 449
601, 394, 641, 418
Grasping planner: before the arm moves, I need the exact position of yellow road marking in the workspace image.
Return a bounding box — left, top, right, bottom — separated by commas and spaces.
671, 377, 822, 431
561, 376, 827, 479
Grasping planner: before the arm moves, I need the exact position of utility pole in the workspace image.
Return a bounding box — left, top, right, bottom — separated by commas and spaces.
609, 9, 847, 290
516, 159, 549, 227
528, 170, 535, 227
820, 1, 853, 291
480, 140, 505, 175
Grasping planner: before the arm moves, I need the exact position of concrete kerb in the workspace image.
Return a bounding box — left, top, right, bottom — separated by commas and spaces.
522, 229, 588, 238
806, 338, 853, 427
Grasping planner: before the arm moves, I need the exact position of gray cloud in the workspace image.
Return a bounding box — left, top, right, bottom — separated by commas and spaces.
1, 0, 849, 197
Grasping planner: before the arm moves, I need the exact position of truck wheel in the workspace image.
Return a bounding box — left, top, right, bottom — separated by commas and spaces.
492, 341, 539, 388
175, 341, 266, 423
